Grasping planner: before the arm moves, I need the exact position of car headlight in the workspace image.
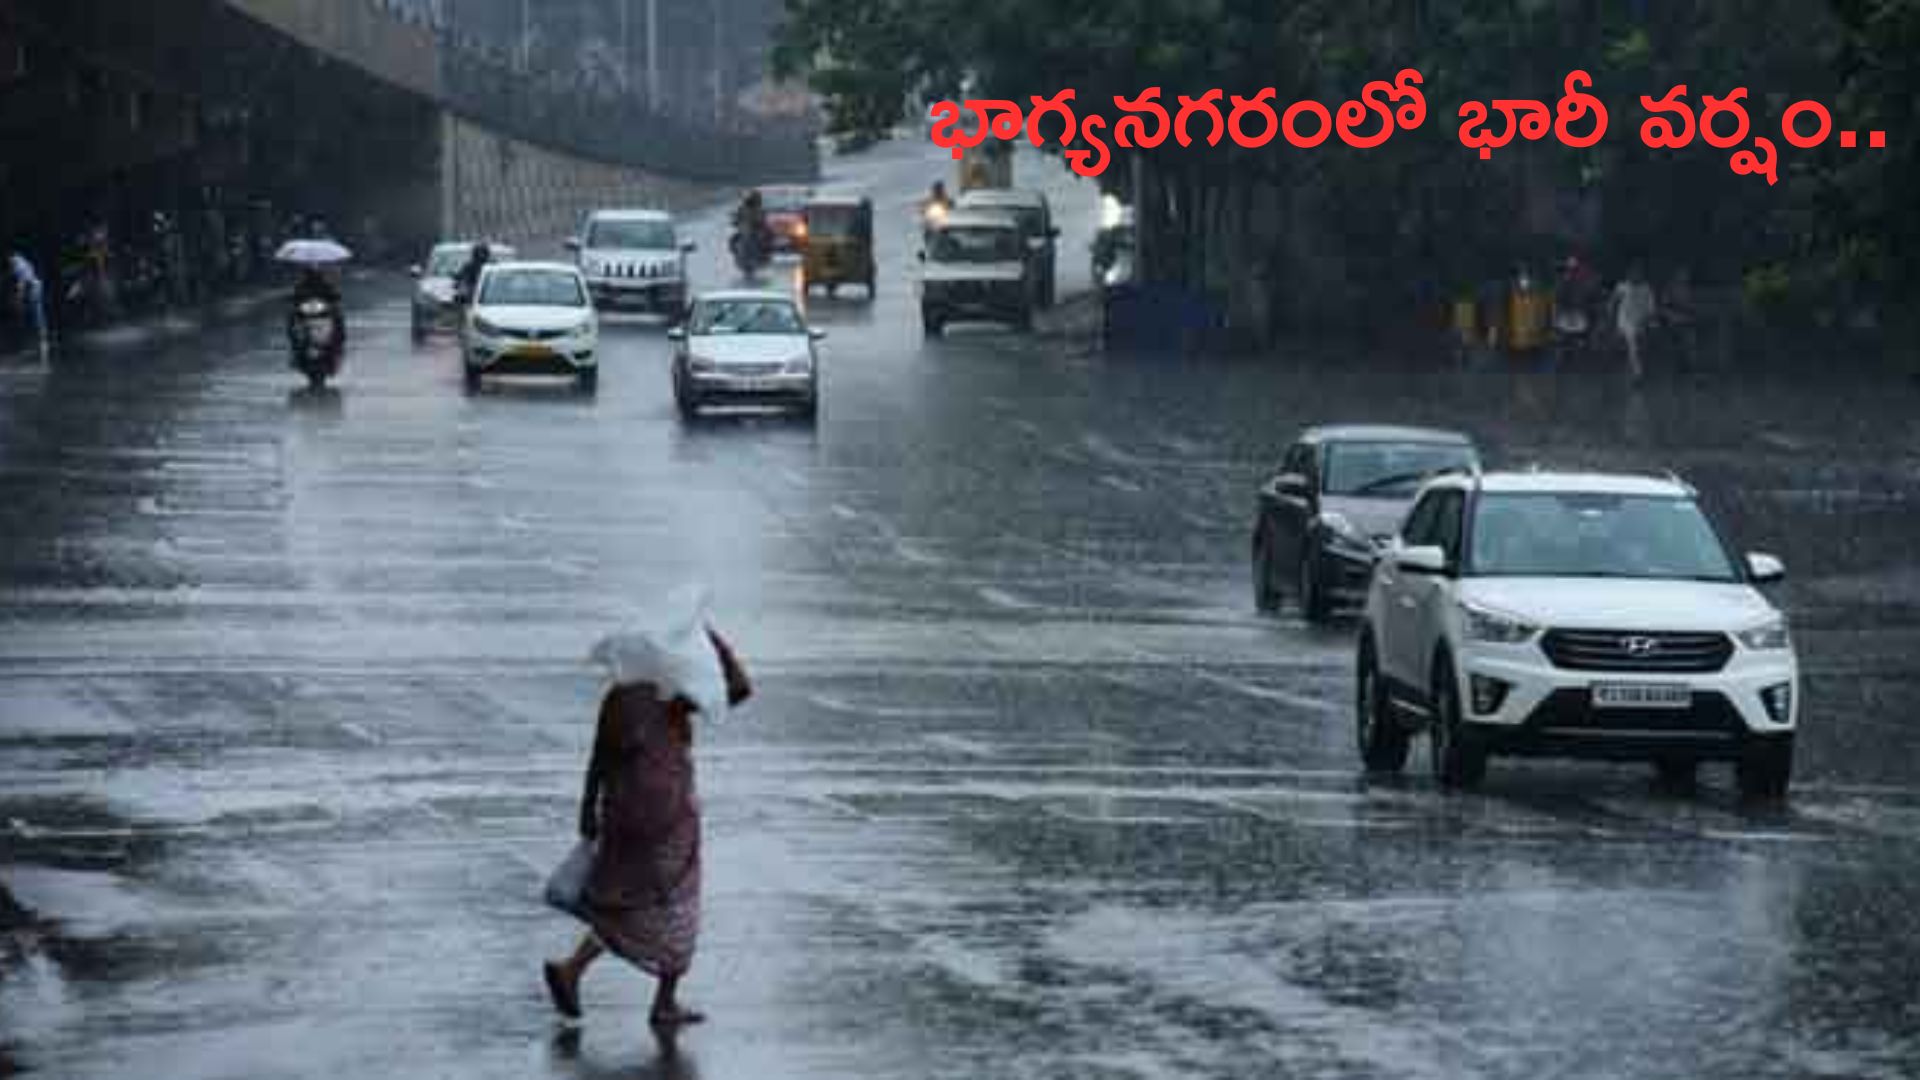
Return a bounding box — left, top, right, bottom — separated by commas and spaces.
1319, 512, 1374, 555
471, 316, 506, 337
1736, 617, 1791, 651
1461, 601, 1540, 644
782, 354, 814, 375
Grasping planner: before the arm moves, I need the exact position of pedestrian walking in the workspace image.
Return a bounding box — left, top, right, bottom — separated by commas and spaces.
543, 588, 752, 1031
7, 249, 49, 362
1611, 263, 1657, 382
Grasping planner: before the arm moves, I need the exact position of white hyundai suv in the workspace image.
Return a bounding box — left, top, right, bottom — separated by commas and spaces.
1355, 470, 1798, 799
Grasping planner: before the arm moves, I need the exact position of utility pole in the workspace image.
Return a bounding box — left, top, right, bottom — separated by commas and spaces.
619, 0, 631, 94
712, 1, 724, 126
644, 0, 659, 107
518, 0, 531, 72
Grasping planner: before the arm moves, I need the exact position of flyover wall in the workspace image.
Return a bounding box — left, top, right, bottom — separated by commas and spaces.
0, 0, 812, 286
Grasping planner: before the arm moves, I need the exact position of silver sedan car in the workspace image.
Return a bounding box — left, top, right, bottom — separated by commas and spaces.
668, 291, 824, 421
411, 240, 515, 339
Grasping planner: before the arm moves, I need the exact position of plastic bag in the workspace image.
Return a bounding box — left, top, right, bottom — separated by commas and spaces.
588, 584, 730, 721
544, 839, 595, 919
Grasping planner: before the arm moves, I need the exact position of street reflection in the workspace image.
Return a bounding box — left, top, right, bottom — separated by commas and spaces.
547, 1025, 702, 1080
286, 385, 344, 417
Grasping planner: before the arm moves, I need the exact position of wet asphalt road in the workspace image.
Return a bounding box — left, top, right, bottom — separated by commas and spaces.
4, 141, 1920, 1080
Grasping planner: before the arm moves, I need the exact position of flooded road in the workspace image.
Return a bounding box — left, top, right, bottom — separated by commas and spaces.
4, 142, 1920, 1079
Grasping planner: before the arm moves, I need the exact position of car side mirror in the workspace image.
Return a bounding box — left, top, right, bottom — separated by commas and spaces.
1747, 552, 1785, 583
408, 264, 423, 278
1049, 227, 1062, 238
680, 241, 698, 254
1395, 545, 1449, 575
808, 328, 827, 341
665, 327, 686, 342
917, 251, 927, 262
564, 238, 582, 253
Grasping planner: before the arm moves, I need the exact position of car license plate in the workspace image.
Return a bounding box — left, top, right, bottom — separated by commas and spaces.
737, 377, 780, 392
1591, 683, 1691, 709
509, 344, 554, 359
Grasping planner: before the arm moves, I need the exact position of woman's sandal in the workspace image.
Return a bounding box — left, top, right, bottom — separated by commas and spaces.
648, 1006, 706, 1029
544, 961, 583, 1020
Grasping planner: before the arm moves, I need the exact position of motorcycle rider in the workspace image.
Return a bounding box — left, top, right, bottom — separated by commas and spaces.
923, 180, 952, 235
287, 266, 345, 351
453, 242, 492, 306
732, 190, 770, 269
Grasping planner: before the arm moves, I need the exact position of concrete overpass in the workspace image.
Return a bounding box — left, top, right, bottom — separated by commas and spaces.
0, 0, 815, 309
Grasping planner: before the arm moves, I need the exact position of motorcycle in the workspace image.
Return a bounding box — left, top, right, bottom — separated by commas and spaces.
289, 298, 344, 389
729, 225, 770, 277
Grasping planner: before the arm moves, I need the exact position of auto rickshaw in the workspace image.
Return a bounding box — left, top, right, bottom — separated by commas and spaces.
801, 194, 875, 298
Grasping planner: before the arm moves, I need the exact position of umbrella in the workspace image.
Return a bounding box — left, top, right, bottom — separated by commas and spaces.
275, 239, 353, 266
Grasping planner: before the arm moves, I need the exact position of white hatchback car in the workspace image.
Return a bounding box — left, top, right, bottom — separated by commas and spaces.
1356, 470, 1798, 798
463, 262, 599, 393
668, 290, 823, 421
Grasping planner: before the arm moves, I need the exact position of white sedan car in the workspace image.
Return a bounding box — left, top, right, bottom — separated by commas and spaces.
463, 262, 599, 393
668, 290, 823, 420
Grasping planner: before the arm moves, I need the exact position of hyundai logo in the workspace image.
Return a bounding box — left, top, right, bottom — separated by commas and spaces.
1621, 636, 1661, 656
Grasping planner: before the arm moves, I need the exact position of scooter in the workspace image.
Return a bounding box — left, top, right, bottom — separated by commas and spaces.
289, 299, 344, 389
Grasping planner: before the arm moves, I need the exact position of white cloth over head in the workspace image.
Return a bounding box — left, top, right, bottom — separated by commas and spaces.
588, 585, 729, 720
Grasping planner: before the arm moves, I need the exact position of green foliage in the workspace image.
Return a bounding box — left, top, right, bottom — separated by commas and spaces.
775, 0, 1916, 324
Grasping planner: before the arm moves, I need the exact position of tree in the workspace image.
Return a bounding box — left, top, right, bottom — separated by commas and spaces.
775, 0, 1915, 340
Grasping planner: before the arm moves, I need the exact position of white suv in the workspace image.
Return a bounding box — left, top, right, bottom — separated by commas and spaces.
567, 209, 695, 314
1356, 470, 1798, 799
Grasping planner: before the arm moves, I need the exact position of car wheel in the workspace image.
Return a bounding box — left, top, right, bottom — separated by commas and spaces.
1298, 550, 1333, 624
676, 391, 700, 421
410, 315, 427, 343
1252, 529, 1281, 614
797, 394, 818, 422
922, 311, 944, 337
1736, 735, 1793, 801
1654, 758, 1699, 792
463, 366, 481, 393
1357, 634, 1410, 772
1430, 656, 1487, 790
1016, 306, 1034, 332
577, 368, 598, 395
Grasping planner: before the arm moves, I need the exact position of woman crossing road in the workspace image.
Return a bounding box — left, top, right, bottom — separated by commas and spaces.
543, 590, 753, 1032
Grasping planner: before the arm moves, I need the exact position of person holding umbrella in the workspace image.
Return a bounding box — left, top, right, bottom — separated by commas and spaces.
276, 238, 352, 387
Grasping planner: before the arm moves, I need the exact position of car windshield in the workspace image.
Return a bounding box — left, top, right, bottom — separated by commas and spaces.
930, 226, 1022, 263
762, 188, 810, 212
587, 219, 675, 249
807, 205, 861, 236
427, 248, 471, 276
427, 245, 512, 276
1467, 493, 1740, 581
1322, 442, 1477, 497
690, 299, 804, 335
478, 270, 586, 307
962, 199, 1042, 235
